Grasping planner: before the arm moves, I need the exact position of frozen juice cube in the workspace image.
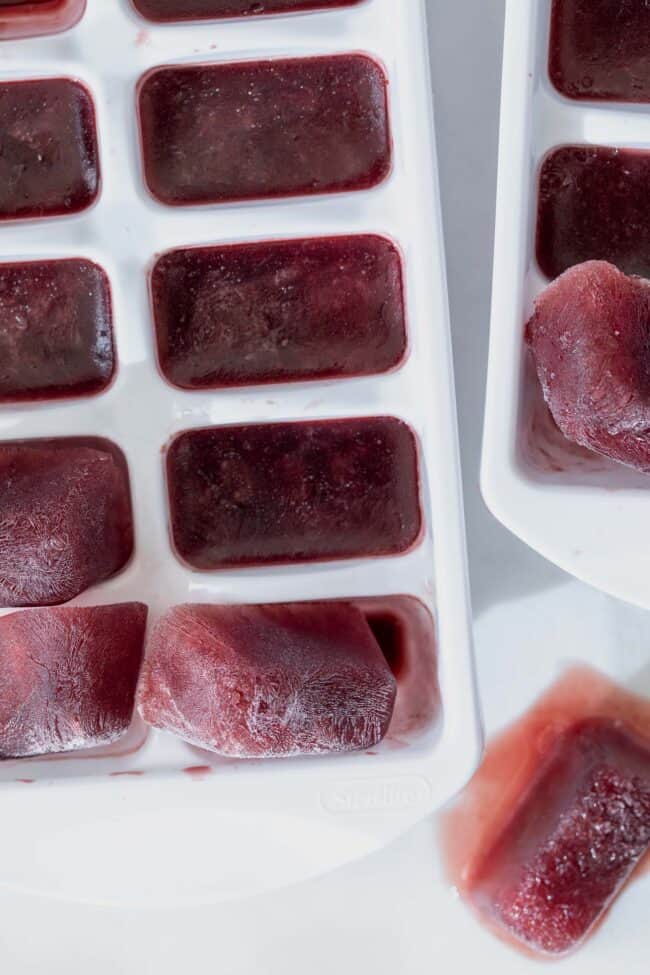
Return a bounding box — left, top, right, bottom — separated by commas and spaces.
549, 0, 650, 103
138, 54, 391, 205
470, 719, 650, 956
152, 235, 406, 389
0, 258, 114, 402
0, 78, 99, 220
526, 261, 650, 472
166, 417, 421, 569
0, 0, 85, 40
0, 603, 147, 759
537, 146, 650, 279
0, 439, 133, 607
132, 0, 362, 19
138, 602, 397, 757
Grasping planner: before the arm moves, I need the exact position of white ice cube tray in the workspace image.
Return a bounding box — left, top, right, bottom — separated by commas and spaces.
483, 0, 650, 610
0, 0, 479, 904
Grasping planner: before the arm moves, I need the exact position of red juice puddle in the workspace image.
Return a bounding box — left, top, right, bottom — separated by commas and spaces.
183, 765, 213, 779
440, 666, 650, 958
109, 770, 144, 777
15, 778, 34, 784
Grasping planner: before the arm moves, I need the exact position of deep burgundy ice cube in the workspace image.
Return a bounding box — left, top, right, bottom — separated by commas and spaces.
0, 78, 99, 220
0, 439, 133, 607
549, 0, 650, 103
470, 719, 650, 956
537, 146, 650, 280
0, 0, 85, 40
132, 0, 362, 19
526, 261, 650, 472
0, 603, 147, 759
151, 235, 406, 389
138, 54, 391, 205
166, 417, 421, 569
137, 601, 397, 758
0, 258, 114, 402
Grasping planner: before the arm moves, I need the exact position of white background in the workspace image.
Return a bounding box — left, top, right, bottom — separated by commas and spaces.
1, 0, 649, 970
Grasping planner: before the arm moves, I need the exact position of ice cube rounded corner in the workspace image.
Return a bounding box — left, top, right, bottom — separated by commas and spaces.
135, 52, 393, 209
129, 0, 368, 25
483, 0, 650, 609
0, 0, 86, 40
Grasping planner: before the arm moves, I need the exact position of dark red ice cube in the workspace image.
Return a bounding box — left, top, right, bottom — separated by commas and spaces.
151, 235, 406, 389
0, 78, 99, 220
0, 0, 84, 40
0, 439, 133, 607
137, 601, 397, 758
132, 0, 362, 19
549, 0, 650, 103
470, 719, 650, 956
526, 261, 650, 472
537, 146, 650, 280
0, 603, 147, 759
166, 417, 421, 569
0, 258, 114, 402
138, 54, 391, 206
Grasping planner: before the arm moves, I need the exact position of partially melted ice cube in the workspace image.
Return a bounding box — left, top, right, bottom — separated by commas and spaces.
526, 261, 650, 472
137, 601, 397, 758
0, 602, 147, 759
470, 719, 650, 956
0, 439, 133, 607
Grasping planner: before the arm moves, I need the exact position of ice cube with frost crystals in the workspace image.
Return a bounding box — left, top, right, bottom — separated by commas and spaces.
137, 602, 397, 758
526, 261, 650, 472
0, 439, 133, 607
470, 720, 650, 956
0, 603, 147, 759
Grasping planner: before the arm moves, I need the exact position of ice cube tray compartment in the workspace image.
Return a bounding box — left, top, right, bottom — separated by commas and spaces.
483, 0, 650, 609
0, 0, 478, 903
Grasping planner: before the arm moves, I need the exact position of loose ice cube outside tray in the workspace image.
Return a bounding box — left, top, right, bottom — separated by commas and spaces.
0, 0, 478, 904
483, 0, 650, 609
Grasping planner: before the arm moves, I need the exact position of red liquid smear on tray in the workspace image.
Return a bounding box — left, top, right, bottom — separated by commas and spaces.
132, 0, 363, 19
166, 417, 421, 570
138, 54, 391, 205
526, 261, 650, 474
0, 438, 133, 607
0, 0, 85, 40
0, 603, 147, 760
0, 259, 114, 402
138, 601, 397, 758
0, 78, 99, 219
441, 667, 650, 958
151, 235, 406, 390
183, 765, 213, 778
537, 146, 650, 280
549, 0, 650, 103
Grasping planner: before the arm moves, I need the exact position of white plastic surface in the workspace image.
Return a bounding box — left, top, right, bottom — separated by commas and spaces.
0, 0, 479, 905
482, 0, 650, 609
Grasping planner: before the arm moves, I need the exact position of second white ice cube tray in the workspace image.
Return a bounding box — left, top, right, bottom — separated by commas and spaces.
483, 0, 650, 610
